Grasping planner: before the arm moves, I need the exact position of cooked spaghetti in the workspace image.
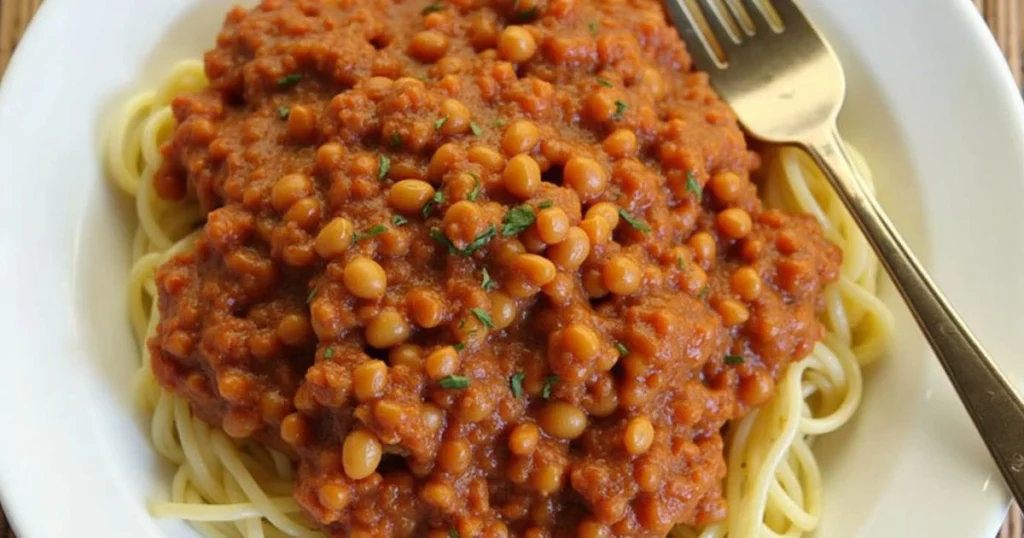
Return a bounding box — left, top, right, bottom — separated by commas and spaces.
105, 1, 893, 536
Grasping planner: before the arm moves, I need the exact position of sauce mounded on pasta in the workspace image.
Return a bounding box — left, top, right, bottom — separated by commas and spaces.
148, 0, 840, 536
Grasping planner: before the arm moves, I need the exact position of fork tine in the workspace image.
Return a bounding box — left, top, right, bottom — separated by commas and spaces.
699, 0, 743, 47
764, 0, 814, 34
739, 0, 776, 35
664, 0, 727, 70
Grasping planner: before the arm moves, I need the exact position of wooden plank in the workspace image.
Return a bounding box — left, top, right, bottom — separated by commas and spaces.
0, 0, 42, 75
0, 1, 1021, 537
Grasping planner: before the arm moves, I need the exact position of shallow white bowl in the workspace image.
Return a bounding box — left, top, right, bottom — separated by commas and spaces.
0, 0, 1022, 536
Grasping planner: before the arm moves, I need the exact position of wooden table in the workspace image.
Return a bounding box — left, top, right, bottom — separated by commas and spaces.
1, 0, 1022, 537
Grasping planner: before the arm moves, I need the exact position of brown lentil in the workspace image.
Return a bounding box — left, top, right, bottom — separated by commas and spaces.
149, 1, 841, 536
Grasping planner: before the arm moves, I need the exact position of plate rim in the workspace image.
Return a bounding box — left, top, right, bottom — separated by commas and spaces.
0, 0, 1022, 536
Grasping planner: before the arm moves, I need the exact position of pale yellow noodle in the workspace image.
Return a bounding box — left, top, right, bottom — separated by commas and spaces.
112, 63, 893, 538
108, 61, 317, 538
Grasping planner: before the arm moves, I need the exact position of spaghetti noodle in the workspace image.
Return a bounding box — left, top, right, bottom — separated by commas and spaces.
107, 57, 892, 538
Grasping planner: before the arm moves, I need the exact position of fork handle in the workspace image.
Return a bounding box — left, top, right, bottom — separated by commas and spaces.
804, 126, 1024, 505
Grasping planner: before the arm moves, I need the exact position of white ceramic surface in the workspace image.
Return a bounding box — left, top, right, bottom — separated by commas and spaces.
0, 0, 1021, 536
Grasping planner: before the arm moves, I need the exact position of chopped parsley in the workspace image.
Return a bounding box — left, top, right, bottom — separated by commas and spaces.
538, 200, 554, 209
470, 122, 484, 137
306, 287, 319, 304
434, 116, 449, 130
277, 106, 290, 119
470, 307, 494, 329
430, 224, 497, 257
378, 155, 391, 180
463, 225, 497, 255
541, 375, 560, 399
510, 372, 526, 399
491, 119, 508, 128
389, 132, 402, 148
467, 173, 481, 201
439, 375, 471, 389
677, 256, 686, 270
277, 73, 302, 87
501, 204, 536, 236
725, 355, 745, 365
686, 170, 703, 201
588, 21, 599, 33
698, 285, 710, 300
618, 208, 651, 234
514, 5, 539, 21
353, 224, 388, 242
612, 100, 627, 120
391, 215, 408, 226
323, 346, 335, 360
453, 342, 466, 352
448, 529, 460, 538
422, 190, 445, 218
422, 2, 445, 14
597, 78, 613, 88
615, 342, 629, 357
481, 267, 497, 291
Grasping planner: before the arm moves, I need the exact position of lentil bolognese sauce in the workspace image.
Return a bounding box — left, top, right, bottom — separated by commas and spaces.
105, 0, 894, 537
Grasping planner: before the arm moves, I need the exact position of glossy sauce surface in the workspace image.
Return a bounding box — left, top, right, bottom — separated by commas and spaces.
149, 0, 840, 535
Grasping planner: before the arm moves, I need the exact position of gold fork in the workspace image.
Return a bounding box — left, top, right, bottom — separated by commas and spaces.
665, 0, 1024, 505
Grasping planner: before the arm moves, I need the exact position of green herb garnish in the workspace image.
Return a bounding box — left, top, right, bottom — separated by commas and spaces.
434, 116, 449, 130
615, 342, 629, 357
323, 346, 335, 360
454, 342, 466, 352
448, 529, 460, 538
422, 190, 445, 218
501, 204, 536, 236
422, 2, 445, 14
389, 132, 402, 148
470, 308, 494, 329
440, 375, 471, 389
618, 208, 651, 234
686, 170, 702, 201
725, 355, 744, 365
391, 215, 408, 226
538, 200, 553, 209
612, 100, 627, 120
306, 287, 319, 304
597, 78, 613, 88
470, 122, 484, 137
277, 73, 302, 87
481, 267, 497, 291
468, 173, 481, 201
463, 225, 497, 255
378, 155, 391, 180
430, 225, 497, 257
510, 372, 526, 398
541, 375, 560, 399
588, 21, 599, 33
491, 119, 507, 128
514, 5, 539, 21
277, 106, 290, 119
353, 224, 388, 242
698, 285, 710, 300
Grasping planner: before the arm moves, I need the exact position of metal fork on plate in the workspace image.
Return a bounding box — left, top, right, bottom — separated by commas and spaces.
664, 0, 1024, 505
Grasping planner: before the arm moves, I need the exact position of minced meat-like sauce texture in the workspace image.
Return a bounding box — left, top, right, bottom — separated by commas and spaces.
148, 0, 840, 535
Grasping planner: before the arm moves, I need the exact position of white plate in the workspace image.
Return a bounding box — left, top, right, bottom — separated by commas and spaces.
0, 0, 1021, 536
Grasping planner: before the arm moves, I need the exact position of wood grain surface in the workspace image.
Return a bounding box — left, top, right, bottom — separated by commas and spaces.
0, 0, 1021, 537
